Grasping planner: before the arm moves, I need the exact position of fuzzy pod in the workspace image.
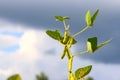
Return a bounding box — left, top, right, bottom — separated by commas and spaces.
63, 30, 69, 43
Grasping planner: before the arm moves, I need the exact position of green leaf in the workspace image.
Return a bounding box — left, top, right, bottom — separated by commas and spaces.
7, 74, 21, 80
63, 16, 70, 20
87, 37, 111, 53
97, 39, 112, 50
87, 37, 97, 53
75, 65, 92, 79
55, 16, 64, 22
46, 30, 62, 41
85, 10, 91, 26
55, 16, 70, 22
91, 9, 99, 26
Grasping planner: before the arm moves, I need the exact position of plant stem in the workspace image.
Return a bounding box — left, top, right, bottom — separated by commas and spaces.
73, 50, 88, 57
68, 64, 72, 80
68, 56, 73, 80
72, 26, 89, 37
63, 21, 67, 30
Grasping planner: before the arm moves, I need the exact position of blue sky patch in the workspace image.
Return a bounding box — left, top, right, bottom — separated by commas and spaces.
0, 44, 20, 53
0, 31, 23, 38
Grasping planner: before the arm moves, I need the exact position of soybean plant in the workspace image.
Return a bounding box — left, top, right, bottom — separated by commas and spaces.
46, 9, 111, 80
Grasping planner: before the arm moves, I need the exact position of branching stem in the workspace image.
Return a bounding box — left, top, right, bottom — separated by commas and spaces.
72, 26, 89, 37
73, 50, 88, 57
63, 21, 67, 30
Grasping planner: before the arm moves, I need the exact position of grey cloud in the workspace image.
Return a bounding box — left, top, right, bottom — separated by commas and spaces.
0, 0, 120, 64
44, 48, 56, 55
0, 0, 117, 28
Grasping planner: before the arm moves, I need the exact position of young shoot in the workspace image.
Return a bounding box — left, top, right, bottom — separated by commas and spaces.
46, 9, 111, 80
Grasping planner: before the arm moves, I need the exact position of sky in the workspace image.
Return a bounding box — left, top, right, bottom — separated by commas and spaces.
0, 0, 120, 80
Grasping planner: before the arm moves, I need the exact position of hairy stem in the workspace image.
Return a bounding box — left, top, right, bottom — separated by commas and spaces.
63, 21, 67, 30
73, 50, 88, 57
72, 26, 89, 37
68, 57, 73, 80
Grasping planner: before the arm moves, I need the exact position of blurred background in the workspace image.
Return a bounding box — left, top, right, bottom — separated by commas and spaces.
0, 0, 120, 80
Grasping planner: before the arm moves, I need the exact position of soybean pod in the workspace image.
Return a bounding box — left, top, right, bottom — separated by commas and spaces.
66, 46, 72, 60
63, 30, 69, 44
61, 47, 67, 59
68, 37, 73, 48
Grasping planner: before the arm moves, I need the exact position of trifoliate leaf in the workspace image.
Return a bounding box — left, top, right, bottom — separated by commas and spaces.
46, 30, 62, 41
7, 74, 21, 80
85, 10, 91, 26
87, 37, 97, 53
55, 16, 70, 22
91, 9, 99, 26
75, 65, 92, 79
63, 16, 70, 20
55, 16, 64, 22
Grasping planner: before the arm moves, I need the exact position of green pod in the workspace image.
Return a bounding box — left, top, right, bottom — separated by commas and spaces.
66, 47, 71, 60
61, 47, 67, 59
68, 37, 73, 48
63, 30, 69, 43
69, 37, 73, 45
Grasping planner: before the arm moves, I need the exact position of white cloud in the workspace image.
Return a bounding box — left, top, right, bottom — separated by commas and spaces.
0, 20, 63, 80
0, 34, 19, 47
18, 30, 42, 61
0, 69, 12, 76
0, 19, 27, 48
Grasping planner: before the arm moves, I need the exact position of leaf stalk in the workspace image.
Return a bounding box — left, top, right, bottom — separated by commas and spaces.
72, 26, 90, 37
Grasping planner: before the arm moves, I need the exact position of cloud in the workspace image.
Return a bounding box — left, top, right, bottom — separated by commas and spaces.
0, 0, 120, 78
0, 22, 42, 79
0, 20, 120, 80
0, 0, 119, 28
92, 63, 120, 80
0, 2, 120, 63
0, 34, 19, 47
0, 20, 65, 80
0, 69, 12, 76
